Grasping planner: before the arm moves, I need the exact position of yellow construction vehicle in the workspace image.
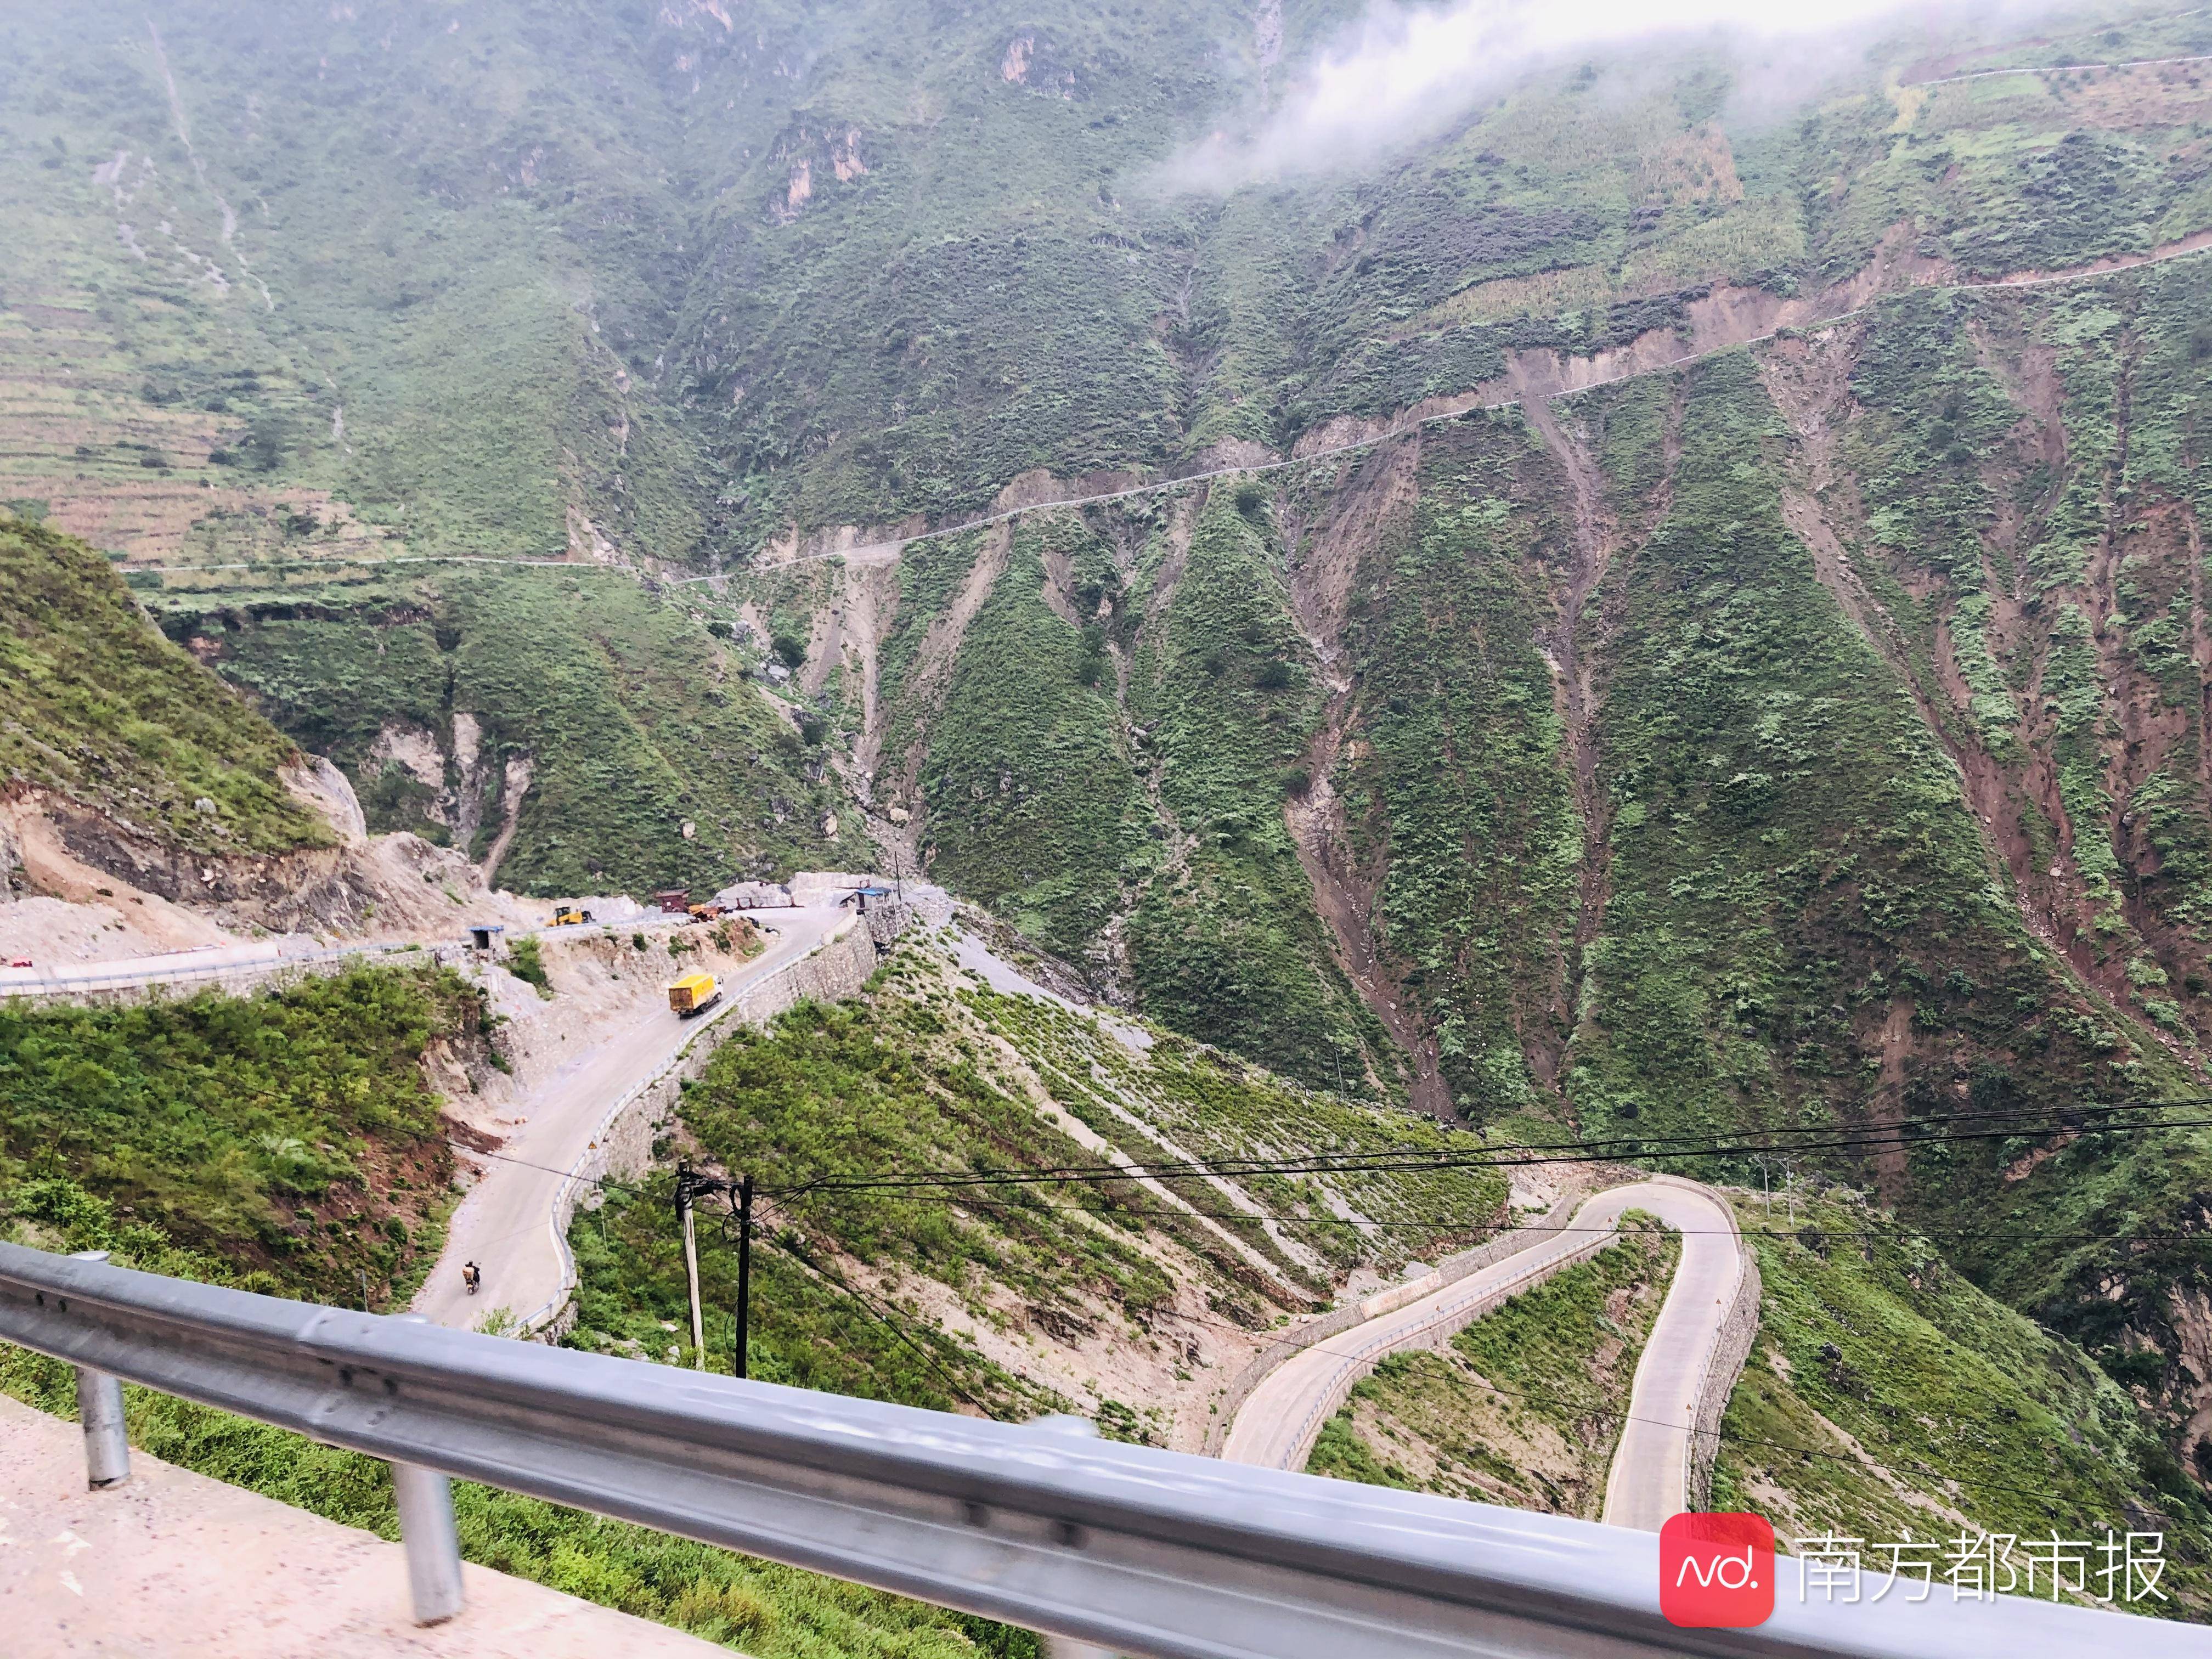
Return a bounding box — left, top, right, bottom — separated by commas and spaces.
548, 906, 594, 927
667, 970, 722, 1018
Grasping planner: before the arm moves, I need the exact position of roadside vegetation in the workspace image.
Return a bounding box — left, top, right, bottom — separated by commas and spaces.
0, 962, 1045, 1656
1712, 1190, 2212, 1616
0, 939, 1511, 1656
565, 936, 1513, 1423
4, 0, 2212, 1634
505, 935, 554, 997
0, 965, 481, 1305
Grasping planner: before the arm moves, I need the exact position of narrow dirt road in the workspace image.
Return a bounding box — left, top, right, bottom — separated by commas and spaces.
414, 904, 852, 1332
0, 910, 673, 996
1222, 1176, 1745, 1534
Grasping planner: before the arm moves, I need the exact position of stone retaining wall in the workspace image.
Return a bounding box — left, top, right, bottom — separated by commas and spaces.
1264, 1224, 1622, 1471
1687, 1217, 1763, 1511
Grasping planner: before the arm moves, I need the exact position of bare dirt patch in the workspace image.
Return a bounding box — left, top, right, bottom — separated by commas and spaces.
1278, 437, 1448, 1111
872, 520, 1013, 809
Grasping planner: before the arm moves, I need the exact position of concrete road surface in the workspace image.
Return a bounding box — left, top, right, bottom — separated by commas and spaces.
415, 904, 850, 1331
0, 1392, 724, 1659
1222, 1177, 1744, 1534
0, 910, 679, 996
1223, 1198, 1615, 1470
1597, 1180, 1745, 1532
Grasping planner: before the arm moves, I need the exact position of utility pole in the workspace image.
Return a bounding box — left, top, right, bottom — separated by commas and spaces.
676, 1164, 707, 1370
734, 1173, 754, 1380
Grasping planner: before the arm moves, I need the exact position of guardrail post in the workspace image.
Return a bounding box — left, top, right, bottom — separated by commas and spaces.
1027, 1415, 1115, 1659
67, 1251, 131, 1489
389, 1315, 465, 1625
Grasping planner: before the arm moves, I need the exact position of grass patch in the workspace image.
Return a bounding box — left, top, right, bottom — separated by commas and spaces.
506, 936, 554, 998
1713, 1191, 2212, 1617
0, 966, 485, 1305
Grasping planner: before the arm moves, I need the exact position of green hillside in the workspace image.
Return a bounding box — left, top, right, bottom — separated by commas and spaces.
0, 935, 1513, 1655
1307, 1220, 1679, 1516
7, 0, 2212, 1486
0, 515, 325, 853
163, 569, 852, 894
1714, 1189, 2212, 1615
0, 964, 478, 1304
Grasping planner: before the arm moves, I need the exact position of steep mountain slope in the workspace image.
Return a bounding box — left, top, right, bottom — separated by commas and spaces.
161, 569, 853, 893
9, 0, 2212, 1479
1307, 1220, 1680, 1517
0, 514, 326, 859
0, 964, 489, 1305
566, 934, 1514, 1446
1713, 1188, 2212, 1613
9, 2, 2209, 561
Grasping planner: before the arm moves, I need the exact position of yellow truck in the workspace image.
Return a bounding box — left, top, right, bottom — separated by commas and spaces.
548, 906, 594, 927
667, 971, 722, 1018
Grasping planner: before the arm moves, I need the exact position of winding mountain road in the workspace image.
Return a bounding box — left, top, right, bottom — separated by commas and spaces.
6, 889, 872, 1335
1597, 1181, 1745, 1532
413, 902, 853, 1333
1221, 1177, 1745, 1533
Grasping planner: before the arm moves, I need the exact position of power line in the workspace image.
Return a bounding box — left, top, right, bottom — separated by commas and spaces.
899, 1185, 2212, 1252
731, 1198, 2190, 1525
763, 1102, 2212, 1198
456, 1109, 2212, 1329
740, 1183, 2190, 1520
776, 1092, 2210, 1192
441, 1137, 652, 1198
637, 1105, 2212, 1279
575, 1131, 2198, 1523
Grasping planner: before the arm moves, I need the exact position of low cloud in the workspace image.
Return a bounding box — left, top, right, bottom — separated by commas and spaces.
1156, 0, 2018, 193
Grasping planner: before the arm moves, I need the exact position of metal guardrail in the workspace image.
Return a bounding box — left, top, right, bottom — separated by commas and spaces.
0, 1244, 2196, 1657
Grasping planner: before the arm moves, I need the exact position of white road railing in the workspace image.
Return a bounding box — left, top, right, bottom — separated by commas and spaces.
0, 913, 697, 1000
